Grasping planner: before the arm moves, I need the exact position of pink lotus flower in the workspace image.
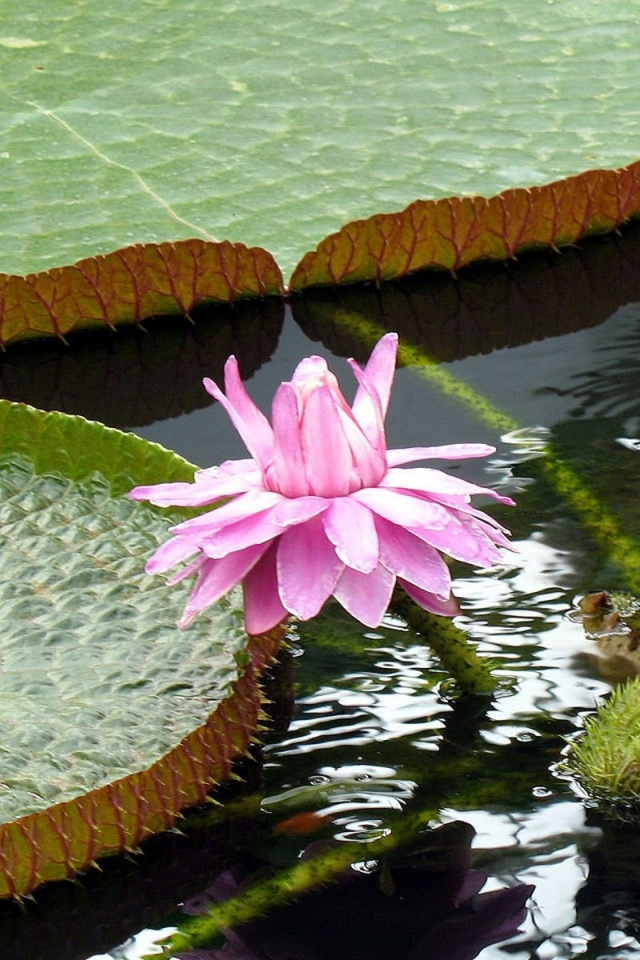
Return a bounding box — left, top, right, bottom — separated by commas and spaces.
130, 334, 514, 635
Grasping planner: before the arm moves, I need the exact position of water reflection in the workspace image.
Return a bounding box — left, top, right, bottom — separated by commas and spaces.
178, 820, 534, 960
563, 303, 640, 423
0, 298, 284, 428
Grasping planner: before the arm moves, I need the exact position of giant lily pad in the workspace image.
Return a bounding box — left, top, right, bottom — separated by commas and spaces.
289, 162, 640, 289
0, 239, 285, 347
2, 0, 640, 278
3, 2, 640, 341
0, 400, 282, 898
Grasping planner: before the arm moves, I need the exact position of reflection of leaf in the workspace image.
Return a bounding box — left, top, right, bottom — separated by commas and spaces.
174, 821, 534, 960
290, 162, 640, 289
0, 298, 284, 427
560, 307, 640, 423
0, 239, 284, 347
293, 222, 640, 364
0, 401, 282, 898
0, 804, 258, 960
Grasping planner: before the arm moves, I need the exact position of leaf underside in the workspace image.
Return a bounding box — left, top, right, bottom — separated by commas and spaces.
2, 160, 640, 347
0, 401, 283, 898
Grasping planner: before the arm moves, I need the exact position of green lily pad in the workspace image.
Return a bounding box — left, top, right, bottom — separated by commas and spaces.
0, 400, 281, 898
2, 0, 640, 278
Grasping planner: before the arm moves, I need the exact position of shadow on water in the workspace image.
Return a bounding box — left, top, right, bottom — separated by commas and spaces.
0, 298, 285, 429
291, 220, 640, 367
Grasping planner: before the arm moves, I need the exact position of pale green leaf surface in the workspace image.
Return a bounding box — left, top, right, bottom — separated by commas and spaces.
0, 403, 249, 824
1, 0, 640, 278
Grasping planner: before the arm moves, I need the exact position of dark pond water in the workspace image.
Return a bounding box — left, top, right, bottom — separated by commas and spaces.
3, 226, 640, 959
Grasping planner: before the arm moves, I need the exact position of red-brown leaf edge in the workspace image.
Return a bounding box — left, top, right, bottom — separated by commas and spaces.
289, 160, 640, 290
0, 239, 284, 348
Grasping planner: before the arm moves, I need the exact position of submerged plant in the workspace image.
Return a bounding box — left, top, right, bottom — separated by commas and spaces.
567, 677, 640, 819
131, 333, 514, 635
158, 820, 534, 960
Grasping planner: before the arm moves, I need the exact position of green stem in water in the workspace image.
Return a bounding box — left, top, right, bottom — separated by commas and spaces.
539, 451, 640, 594
390, 588, 498, 696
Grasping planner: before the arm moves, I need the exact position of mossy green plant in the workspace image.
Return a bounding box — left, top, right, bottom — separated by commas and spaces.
567, 677, 640, 820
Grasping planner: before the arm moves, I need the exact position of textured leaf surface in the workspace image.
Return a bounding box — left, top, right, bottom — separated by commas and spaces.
289, 162, 640, 289
2, 0, 640, 280
0, 239, 284, 347
0, 402, 281, 898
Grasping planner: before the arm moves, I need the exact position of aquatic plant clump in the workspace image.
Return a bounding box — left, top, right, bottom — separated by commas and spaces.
567, 677, 640, 819
131, 333, 515, 635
